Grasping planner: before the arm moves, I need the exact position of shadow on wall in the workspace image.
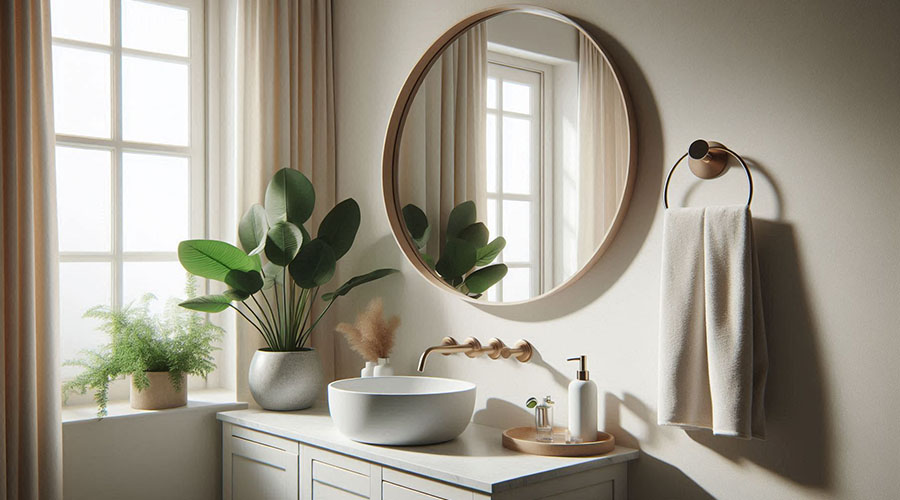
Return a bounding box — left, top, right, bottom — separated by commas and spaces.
601, 219, 832, 495
471, 17, 664, 321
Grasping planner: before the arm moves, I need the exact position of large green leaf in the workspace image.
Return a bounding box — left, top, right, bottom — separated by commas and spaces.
238, 204, 268, 255
317, 198, 360, 260
446, 201, 476, 241
321, 268, 399, 301
435, 238, 477, 280
461, 264, 508, 295
264, 168, 315, 225
178, 240, 258, 282
265, 221, 305, 266
458, 222, 489, 248
179, 295, 232, 313
223, 289, 250, 301
262, 262, 284, 289
401, 204, 430, 250
289, 239, 336, 288
224, 269, 263, 295
475, 237, 506, 266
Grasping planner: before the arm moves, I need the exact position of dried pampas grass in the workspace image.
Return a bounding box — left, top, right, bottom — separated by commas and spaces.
336, 297, 400, 361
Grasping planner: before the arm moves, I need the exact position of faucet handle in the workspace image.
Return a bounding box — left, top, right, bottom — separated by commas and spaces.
500, 339, 534, 362
438, 337, 458, 353
462, 337, 483, 358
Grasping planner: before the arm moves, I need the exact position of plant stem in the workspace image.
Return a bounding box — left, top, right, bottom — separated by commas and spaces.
250, 294, 276, 341
300, 291, 329, 349
282, 266, 288, 349
260, 288, 277, 334
228, 304, 271, 346
241, 299, 276, 348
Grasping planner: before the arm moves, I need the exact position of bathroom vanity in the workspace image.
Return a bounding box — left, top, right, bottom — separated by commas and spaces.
218, 408, 638, 499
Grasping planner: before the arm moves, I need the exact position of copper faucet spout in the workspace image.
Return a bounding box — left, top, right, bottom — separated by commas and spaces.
416, 337, 482, 372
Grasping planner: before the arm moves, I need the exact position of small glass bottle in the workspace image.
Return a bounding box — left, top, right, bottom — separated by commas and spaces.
534, 396, 555, 442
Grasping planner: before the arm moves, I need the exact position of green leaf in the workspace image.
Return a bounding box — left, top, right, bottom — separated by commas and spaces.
446, 201, 476, 241
318, 198, 360, 260
435, 238, 477, 280
401, 204, 430, 249
264, 168, 315, 225
223, 289, 250, 301
458, 222, 489, 248
178, 240, 258, 282
289, 239, 336, 288
321, 268, 399, 301
421, 252, 436, 270
265, 221, 305, 266
179, 295, 232, 313
262, 262, 284, 289
238, 204, 268, 255
224, 269, 263, 295
475, 237, 506, 266
525, 397, 538, 409
461, 264, 507, 294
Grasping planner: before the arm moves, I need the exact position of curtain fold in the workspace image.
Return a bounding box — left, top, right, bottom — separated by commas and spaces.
398, 25, 487, 256
0, 0, 63, 498
576, 33, 628, 263
215, 0, 335, 401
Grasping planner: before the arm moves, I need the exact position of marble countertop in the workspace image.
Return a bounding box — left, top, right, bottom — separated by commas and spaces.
217, 407, 639, 494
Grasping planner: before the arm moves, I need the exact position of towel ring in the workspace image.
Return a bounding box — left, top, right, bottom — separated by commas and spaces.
663, 139, 753, 208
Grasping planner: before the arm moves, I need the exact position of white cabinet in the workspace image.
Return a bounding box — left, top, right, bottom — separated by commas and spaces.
223, 423, 300, 500
219, 416, 634, 500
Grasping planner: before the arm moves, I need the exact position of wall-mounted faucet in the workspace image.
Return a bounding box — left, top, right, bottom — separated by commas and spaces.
417, 337, 533, 372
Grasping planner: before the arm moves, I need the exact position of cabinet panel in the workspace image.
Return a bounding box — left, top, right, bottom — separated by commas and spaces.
313, 480, 368, 500
383, 481, 442, 500
223, 423, 299, 500
382, 469, 472, 500
232, 455, 293, 500
313, 461, 370, 497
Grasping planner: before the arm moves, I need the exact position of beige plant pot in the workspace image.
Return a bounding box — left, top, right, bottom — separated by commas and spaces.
129, 371, 187, 410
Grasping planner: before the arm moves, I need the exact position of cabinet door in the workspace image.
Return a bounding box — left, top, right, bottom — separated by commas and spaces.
303, 445, 380, 499
382, 469, 475, 500
223, 423, 300, 500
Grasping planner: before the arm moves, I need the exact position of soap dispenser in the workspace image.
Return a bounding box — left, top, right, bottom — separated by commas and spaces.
567, 355, 598, 443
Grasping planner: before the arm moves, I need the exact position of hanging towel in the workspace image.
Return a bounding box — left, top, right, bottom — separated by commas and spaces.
658, 205, 768, 439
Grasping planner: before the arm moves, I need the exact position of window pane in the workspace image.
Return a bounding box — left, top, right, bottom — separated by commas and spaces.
122, 56, 189, 146
486, 198, 498, 242
501, 200, 531, 262
123, 153, 189, 251
501, 267, 531, 302
122, 0, 189, 57
59, 262, 111, 379
487, 77, 497, 109
52, 46, 111, 138
501, 116, 531, 194
124, 261, 189, 316
486, 112, 497, 192
502, 81, 531, 114
56, 146, 111, 252
50, 0, 109, 45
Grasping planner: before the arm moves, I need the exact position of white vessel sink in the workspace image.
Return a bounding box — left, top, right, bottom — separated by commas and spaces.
327, 376, 476, 446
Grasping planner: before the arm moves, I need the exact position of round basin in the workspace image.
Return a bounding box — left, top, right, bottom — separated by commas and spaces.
328, 376, 476, 446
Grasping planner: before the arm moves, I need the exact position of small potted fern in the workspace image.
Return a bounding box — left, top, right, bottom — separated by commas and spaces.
63, 278, 222, 417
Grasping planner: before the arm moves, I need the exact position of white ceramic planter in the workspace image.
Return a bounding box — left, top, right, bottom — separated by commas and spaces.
248, 348, 324, 410
130, 371, 187, 410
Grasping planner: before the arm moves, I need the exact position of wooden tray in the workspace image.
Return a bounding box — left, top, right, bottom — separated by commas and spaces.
502, 426, 615, 457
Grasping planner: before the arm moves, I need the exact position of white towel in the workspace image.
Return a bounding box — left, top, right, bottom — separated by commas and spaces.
658, 205, 768, 439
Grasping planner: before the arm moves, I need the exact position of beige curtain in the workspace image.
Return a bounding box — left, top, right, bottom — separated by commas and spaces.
398, 25, 487, 256
576, 33, 628, 263
214, 0, 335, 401
0, 0, 63, 498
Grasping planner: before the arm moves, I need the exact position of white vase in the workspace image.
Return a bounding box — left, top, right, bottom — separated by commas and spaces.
248, 348, 324, 410
361, 361, 376, 378
373, 357, 394, 376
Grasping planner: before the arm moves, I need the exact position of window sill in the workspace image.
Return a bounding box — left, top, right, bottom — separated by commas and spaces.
62, 388, 247, 424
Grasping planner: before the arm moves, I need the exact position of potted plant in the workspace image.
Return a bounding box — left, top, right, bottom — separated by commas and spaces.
63, 278, 222, 417
178, 168, 397, 410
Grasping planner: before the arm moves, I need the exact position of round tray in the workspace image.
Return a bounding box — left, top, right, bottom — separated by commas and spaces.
501, 426, 615, 457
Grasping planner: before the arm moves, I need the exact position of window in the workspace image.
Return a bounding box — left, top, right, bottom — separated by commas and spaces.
484, 59, 546, 302
51, 0, 205, 386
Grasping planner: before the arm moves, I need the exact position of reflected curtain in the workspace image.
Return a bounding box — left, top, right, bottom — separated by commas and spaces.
0, 0, 63, 498
213, 0, 335, 401
577, 33, 628, 263
398, 25, 487, 256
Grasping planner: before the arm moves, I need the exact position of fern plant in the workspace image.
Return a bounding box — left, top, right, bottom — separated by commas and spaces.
63, 276, 222, 417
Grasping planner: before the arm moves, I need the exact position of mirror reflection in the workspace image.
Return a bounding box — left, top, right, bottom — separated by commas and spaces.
397, 11, 631, 303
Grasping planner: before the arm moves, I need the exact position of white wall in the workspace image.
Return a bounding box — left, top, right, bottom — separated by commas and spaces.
330, 0, 900, 498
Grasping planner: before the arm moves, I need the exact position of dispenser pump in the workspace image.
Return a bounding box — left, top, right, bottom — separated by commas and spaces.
567, 355, 589, 381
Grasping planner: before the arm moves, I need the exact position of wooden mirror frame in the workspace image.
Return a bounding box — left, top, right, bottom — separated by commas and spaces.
382, 6, 637, 306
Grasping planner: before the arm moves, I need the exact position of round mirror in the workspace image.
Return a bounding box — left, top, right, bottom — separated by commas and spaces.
383, 7, 635, 304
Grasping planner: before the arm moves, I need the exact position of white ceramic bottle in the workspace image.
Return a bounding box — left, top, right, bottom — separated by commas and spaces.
360, 361, 376, 378
566, 355, 598, 443
373, 357, 394, 376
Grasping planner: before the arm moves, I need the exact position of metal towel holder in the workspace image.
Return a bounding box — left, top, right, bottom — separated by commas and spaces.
663, 139, 753, 208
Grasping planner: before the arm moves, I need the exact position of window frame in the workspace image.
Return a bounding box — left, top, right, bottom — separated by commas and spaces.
53, 0, 209, 404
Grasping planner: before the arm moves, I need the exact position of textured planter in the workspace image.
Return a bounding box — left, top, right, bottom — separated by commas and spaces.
130, 371, 187, 410
249, 348, 324, 410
